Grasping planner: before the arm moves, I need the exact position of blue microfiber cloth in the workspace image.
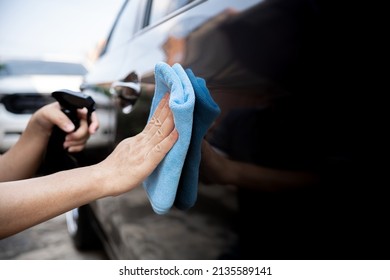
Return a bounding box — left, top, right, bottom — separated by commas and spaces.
143, 62, 195, 214
174, 68, 221, 210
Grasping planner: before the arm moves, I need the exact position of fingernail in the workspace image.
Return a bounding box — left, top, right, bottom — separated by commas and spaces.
65, 123, 75, 132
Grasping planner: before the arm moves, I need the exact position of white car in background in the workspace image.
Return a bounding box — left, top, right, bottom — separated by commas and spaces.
0, 58, 115, 153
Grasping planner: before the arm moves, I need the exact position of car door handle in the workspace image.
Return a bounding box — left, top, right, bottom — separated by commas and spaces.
111, 81, 141, 95
110, 81, 141, 114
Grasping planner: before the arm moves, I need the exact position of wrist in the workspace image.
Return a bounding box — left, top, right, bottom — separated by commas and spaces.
87, 164, 112, 198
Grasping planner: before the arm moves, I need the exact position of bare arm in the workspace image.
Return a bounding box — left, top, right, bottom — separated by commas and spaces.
0, 94, 177, 238
200, 140, 319, 192
0, 102, 99, 181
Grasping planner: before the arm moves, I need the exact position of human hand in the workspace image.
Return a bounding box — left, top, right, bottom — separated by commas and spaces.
199, 140, 235, 185
97, 93, 178, 196
63, 107, 99, 152
30, 102, 99, 152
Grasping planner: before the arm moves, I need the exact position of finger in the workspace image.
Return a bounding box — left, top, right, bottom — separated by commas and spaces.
44, 102, 75, 133
145, 128, 178, 167
77, 107, 88, 120
64, 137, 88, 148
65, 118, 89, 141
144, 93, 169, 134
64, 139, 87, 150
146, 109, 175, 149
142, 93, 170, 134
88, 112, 99, 134
67, 144, 85, 153
77, 108, 99, 134
64, 118, 89, 150
143, 98, 172, 143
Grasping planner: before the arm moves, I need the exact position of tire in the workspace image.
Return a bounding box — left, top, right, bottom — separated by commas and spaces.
66, 205, 102, 250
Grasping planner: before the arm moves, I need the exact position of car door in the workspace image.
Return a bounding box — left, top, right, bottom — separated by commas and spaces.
86, 0, 264, 259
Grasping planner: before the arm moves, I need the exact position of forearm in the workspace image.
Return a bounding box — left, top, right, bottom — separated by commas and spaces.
226, 160, 320, 192
0, 165, 106, 239
200, 141, 320, 192
0, 121, 50, 181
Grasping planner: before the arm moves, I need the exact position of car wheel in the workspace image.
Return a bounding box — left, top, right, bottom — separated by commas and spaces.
66, 205, 102, 250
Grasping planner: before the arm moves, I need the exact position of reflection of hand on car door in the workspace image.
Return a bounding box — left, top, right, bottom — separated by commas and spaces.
199, 140, 319, 192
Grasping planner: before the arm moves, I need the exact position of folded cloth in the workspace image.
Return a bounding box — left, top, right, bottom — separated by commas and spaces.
143, 62, 195, 214
174, 69, 221, 210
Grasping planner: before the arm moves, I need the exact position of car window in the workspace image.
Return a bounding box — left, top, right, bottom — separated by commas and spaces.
104, 0, 143, 54
148, 0, 194, 26
102, 0, 195, 56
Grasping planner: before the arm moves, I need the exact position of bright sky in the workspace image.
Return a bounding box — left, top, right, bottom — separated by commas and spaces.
0, 0, 124, 63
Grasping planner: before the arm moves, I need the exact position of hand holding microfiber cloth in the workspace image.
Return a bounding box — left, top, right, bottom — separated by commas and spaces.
143, 62, 195, 214
174, 69, 221, 210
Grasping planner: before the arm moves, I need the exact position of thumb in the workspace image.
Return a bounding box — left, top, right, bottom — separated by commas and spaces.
46, 104, 75, 133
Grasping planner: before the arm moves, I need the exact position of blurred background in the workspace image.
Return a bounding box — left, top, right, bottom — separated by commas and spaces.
0, 0, 124, 64
0, 0, 123, 259
0, 0, 124, 154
